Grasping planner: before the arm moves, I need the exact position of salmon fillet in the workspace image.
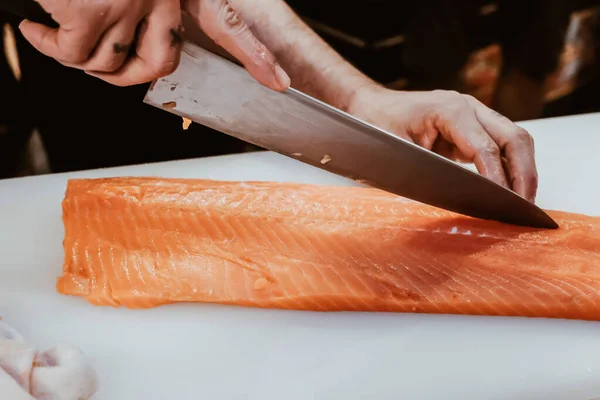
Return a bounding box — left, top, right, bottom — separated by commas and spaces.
58, 177, 600, 320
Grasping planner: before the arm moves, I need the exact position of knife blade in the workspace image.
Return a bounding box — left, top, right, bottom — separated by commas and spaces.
144, 40, 558, 229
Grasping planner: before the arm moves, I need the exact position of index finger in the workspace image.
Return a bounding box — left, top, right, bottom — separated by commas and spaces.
467, 97, 538, 202
182, 0, 290, 91
437, 107, 510, 189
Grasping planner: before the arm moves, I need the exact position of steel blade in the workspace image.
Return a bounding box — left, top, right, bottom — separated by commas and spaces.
144, 41, 558, 229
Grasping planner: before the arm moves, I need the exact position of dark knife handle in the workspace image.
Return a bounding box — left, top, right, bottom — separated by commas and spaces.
1, 0, 58, 28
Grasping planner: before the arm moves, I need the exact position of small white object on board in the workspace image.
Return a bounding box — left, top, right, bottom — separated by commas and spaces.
0, 321, 98, 399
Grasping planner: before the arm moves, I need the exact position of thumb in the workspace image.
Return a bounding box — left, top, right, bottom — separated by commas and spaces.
182, 0, 290, 92
19, 19, 58, 56
19, 19, 100, 64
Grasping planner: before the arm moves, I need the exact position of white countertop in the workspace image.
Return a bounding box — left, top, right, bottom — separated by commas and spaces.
1, 112, 599, 400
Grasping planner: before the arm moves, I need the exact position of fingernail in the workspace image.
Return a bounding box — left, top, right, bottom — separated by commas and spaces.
275, 64, 290, 91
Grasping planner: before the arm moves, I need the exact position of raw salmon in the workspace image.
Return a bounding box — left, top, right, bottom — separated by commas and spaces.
58, 177, 600, 320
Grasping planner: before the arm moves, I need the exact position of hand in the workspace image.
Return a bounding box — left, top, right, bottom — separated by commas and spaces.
348, 87, 538, 202
19, 0, 184, 86
181, 0, 290, 91
19, 0, 290, 90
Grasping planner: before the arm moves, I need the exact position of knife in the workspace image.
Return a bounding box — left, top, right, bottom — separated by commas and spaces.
0, 0, 58, 27
143, 40, 558, 229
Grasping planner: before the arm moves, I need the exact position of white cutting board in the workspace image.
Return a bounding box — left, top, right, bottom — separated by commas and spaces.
1, 113, 599, 400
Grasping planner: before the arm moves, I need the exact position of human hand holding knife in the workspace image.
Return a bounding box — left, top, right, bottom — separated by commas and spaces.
2, 0, 289, 89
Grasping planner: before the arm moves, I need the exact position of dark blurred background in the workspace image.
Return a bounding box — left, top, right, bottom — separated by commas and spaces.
1, 0, 599, 179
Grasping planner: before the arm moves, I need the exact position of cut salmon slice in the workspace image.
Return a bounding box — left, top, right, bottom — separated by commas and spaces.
58, 177, 600, 320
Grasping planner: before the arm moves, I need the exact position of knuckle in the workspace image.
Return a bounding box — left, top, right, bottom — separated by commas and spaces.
97, 58, 123, 73
444, 102, 464, 117
431, 89, 454, 99
515, 127, 532, 141
509, 126, 534, 147
162, 60, 178, 75
152, 62, 176, 77
150, 55, 179, 77
222, 2, 244, 29
462, 94, 477, 103
54, 39, 90, 63
46, 39, 86, 63
428, 90, 473, 123
208, 0, 246, 42
438, 90, 466, 109
444, 90, 462, 99
523, 170, 539, 193
530, 170, 539, 183
61, 51, 88, 64
478, 141, 501, 157
531, 173, 539, 189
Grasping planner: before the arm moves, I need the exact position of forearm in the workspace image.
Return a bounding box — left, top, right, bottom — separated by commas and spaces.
230, 0, 377, 111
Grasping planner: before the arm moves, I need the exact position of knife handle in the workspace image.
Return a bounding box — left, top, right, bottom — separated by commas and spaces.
1, 0, 58, 28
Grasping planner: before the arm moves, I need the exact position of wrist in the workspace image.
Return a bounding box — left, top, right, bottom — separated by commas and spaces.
322, 75, 377, 113
346, 82, 389, 119
228, 0, 383, 114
